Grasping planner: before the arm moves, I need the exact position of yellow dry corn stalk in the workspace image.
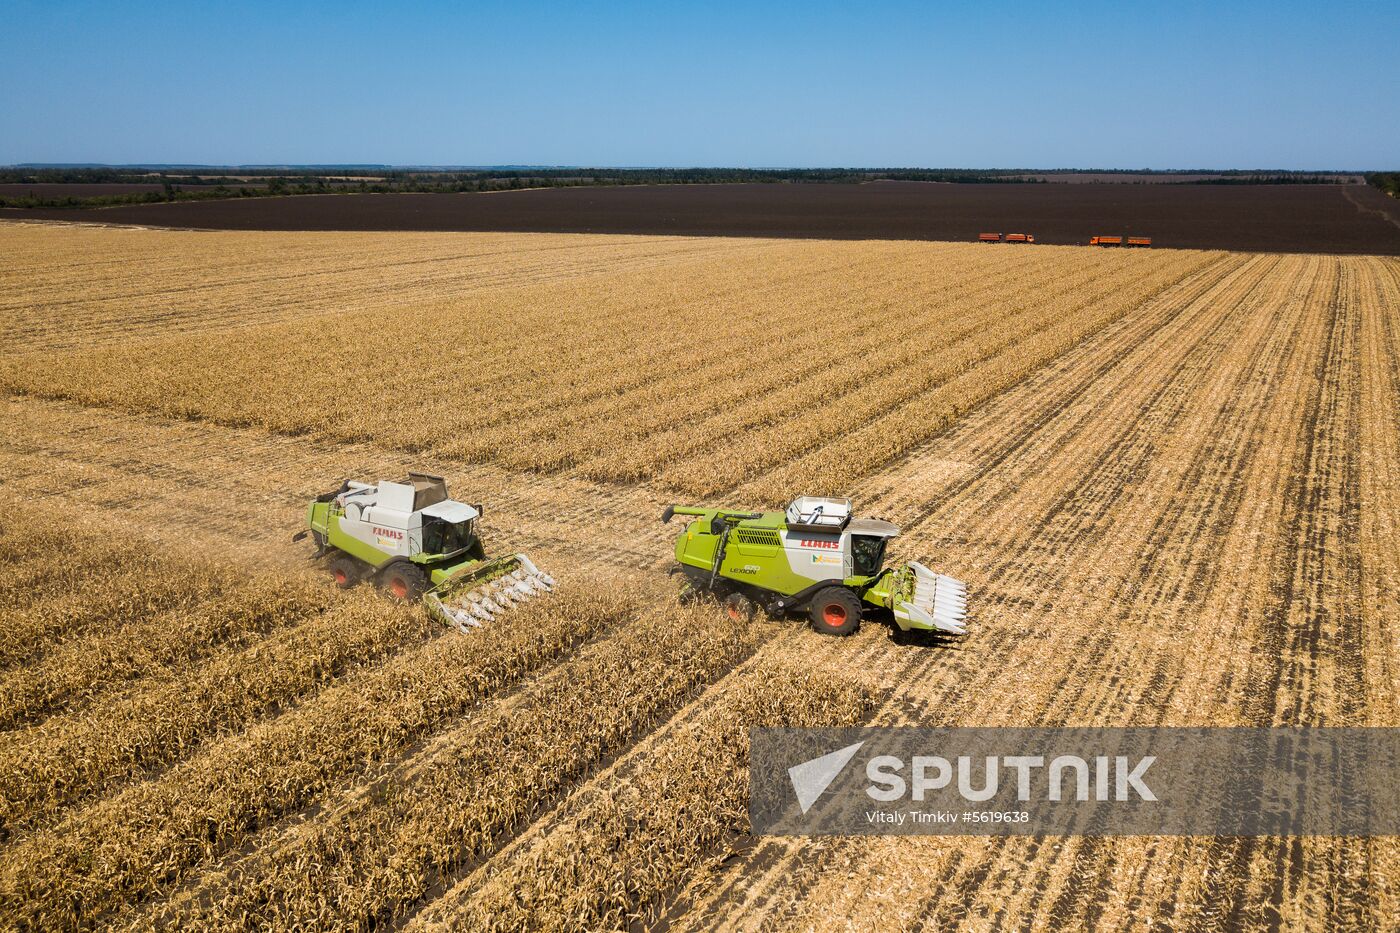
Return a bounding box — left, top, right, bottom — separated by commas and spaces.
145, 601, 764, 931
417, 662, 877, 931
1, 224, 1223, 495
0, 584, 640, 930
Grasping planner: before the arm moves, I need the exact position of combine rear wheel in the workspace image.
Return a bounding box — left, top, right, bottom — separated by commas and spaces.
380, 563, 428, 602
807, 588, 861, 636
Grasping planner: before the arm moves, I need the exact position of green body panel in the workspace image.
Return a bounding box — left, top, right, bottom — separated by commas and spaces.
667, 503, 967, 635
672, 508, 884, 603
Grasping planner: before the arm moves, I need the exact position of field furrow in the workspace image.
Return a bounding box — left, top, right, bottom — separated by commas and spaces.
0, 585, 635, 929
413, 659, 877, 932
0, 588, 429, 840
141, 600, 764, 931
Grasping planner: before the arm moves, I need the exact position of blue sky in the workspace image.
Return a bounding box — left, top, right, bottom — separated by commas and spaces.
2, 0, 1395, 168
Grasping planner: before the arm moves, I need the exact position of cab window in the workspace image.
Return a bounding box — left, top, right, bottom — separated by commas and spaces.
423, 517, 473, 555
851, 535, 886, 576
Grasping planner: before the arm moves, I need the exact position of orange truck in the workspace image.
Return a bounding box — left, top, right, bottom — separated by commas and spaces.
1004, 233, 1035, 243
1090, 235, 1152, 247
978, 232, 1002, 243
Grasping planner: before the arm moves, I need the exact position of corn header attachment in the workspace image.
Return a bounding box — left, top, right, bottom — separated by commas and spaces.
663, 496, 968, 638
424, 553, 555, 632
296, 473, 553, 631
879, 561, 968, 636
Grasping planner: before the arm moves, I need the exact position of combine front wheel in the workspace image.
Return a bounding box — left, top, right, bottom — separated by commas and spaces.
722, 592, 756, 622
380, 563, 428, 602
329, 556, 361, 589
807, 588, 862, 636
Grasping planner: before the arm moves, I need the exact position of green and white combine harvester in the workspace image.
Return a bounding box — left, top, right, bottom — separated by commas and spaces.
294, 472, 554, 632
663, 496, 968, 637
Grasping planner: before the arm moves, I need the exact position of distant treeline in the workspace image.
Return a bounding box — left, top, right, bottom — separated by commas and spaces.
0, 165, 1374, 209
1368, 173, 1400, 198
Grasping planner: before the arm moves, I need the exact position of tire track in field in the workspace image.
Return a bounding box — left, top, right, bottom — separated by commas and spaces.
669, 254, 1275, 931
1187, 257, 1371, 933
908, 255, 1316, 931
1025, 257, 1335, 931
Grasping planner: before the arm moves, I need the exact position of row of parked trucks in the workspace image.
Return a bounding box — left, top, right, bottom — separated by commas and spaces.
978, 233, 1152, 247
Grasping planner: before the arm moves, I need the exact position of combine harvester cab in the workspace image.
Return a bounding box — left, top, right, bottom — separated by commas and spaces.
296, 472, 554, 632
662, 496, 967, 638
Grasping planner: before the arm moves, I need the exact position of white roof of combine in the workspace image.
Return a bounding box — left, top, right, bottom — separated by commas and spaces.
421, 500, 478, 523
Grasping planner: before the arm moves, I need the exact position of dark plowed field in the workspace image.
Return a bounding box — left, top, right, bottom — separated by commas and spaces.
6, 181, 1400, 254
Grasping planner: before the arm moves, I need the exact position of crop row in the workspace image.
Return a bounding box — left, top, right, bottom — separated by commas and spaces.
0, 585, 636, 930
528, 248, 1076, 478
0, 240, 1218, 493
0, 574, 331, 732
417, 661, 877, 932
654, 252, 1218, 495
2, 225, 745, 352
0, 587, 428, 839
0, 512, 234, 672
150, 599, 763, 931
743, 251, 1227, 500
454, 244, 1046, 469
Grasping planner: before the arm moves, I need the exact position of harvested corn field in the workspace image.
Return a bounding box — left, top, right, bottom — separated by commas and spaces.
2, 219, 1398, 930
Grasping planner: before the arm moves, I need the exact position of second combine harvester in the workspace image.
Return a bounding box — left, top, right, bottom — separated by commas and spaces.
663, 496, 968, 637
296, 472, 554, 632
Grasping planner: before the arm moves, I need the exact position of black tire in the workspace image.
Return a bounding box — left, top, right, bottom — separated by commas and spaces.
807, 587, 862, 636
722, 592, 756, 622
379, 563, 428, 602
329, 555, 362, 589
677, 577, 706, 605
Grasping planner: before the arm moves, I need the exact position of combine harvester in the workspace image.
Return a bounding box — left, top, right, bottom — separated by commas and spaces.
294, 472, 554, 632
662, 496, 968, 637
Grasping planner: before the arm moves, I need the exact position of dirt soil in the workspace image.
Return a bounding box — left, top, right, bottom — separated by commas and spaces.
6, 182, 1400, 254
